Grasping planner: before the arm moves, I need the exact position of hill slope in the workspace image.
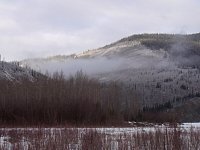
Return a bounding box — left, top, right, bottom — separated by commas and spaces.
21, 33, 200, 72
0, 61, 43, 81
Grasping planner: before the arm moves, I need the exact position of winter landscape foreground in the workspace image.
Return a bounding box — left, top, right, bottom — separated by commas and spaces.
0, 123, 200, 150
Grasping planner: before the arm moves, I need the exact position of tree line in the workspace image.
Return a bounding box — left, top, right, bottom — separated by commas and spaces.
0, 71, 140, 125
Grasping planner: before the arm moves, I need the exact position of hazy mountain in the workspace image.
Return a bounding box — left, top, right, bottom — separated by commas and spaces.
20, 33, 200, 107
20, 33, 200, 76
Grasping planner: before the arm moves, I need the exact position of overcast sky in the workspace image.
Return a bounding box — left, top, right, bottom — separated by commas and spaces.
0, 0, 199, 61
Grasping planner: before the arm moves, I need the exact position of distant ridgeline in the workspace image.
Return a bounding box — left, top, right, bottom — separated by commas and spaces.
106, 33, 200, 68
118, 33, 200, 50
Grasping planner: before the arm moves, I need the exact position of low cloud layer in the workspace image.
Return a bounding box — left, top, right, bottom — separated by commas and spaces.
26, 57, 127, 77
0, 0, 200, 61
25, 54, 174, 78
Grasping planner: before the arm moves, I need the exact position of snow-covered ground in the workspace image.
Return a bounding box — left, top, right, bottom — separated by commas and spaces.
0, 123, 200, 150
0, 61, 38, 81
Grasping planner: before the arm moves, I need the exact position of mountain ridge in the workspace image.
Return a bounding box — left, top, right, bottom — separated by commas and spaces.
19, 32, 200, 76
20, 33, 200, 61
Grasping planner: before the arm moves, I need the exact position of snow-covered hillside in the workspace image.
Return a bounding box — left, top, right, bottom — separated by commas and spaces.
0, 61, 42, 81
